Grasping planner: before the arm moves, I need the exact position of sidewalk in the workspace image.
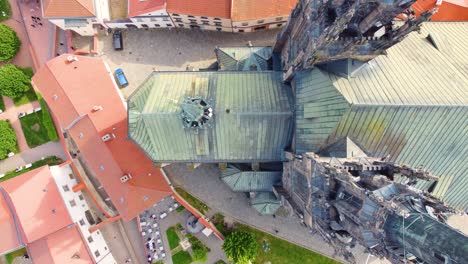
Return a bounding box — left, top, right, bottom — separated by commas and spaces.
0, 96, 40, 152
0, 0, 34, 68
0, 141, 66, 174
16, 0, 55, 69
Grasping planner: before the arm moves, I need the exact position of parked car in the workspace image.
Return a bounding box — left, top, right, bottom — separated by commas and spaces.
114, 68, 129, 88
113, 30, 123, 50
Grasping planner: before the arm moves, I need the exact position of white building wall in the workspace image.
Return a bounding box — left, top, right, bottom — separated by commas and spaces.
95, 0, 110, 22
50, 165, 116, 264
129, 16, 174, 29
47, 0, 109, 36
232, 15, 289, 32
106, 8, 174, 29
169, 13, 232, 32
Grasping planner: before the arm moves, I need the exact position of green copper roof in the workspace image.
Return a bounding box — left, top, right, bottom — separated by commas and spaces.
128, 71, 293, 163
295, 23, 468, 211
250, 192, 281, 215
215, 47, 272, 71
221, 166, 282, 192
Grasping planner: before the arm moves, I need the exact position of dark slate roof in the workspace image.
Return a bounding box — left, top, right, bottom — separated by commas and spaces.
215, 47, 272, 71
294, 23, 468, 211
128, 71, 293, 163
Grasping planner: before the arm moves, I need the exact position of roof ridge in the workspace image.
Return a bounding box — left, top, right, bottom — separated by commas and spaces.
0, 187, 24, 246
74, 0, 95, 16
216, 48, 239, 62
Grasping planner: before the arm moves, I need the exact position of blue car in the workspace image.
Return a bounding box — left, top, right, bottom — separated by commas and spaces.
114, 68, 129, 88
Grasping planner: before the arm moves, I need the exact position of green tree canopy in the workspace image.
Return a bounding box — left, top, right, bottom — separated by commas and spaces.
0, 121, 18, 159
0, 64, 31, 99
0, 25, 21, 61
222, 231, 258, 264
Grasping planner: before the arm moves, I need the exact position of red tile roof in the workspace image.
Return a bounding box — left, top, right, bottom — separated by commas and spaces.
0, 193, 20, 254
28, 224, 93, 264
32, 55, 172, 221
0, 166, 73, 244
129, 0, 166, 18
231, 0, 297, 22
42, 0, 95, 18
167, 0, 231, 18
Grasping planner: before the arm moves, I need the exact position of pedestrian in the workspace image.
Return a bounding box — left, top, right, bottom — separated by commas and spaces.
39, 22, 43, 26
31, 24, 36, 28
59, 42, 64, 46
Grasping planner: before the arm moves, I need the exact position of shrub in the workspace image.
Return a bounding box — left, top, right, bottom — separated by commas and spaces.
0, 25, 20, 61
0, 120, 17, 159
0, 64, 31, 99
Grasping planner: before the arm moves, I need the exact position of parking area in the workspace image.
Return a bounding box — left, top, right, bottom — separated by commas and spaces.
138, 195, 179, 263
94, 28, 280, 97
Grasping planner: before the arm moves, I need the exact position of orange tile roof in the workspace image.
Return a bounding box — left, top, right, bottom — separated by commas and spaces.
0, 166, 73, 244
42, 0, 95, 18
0, 193, 21, 254
32, 55, 172, 221
129, 0, 166, 18
167, 0, 231, 18
412, 0, 468, 21
28, 224, 93, 264
231, 0, 297, 21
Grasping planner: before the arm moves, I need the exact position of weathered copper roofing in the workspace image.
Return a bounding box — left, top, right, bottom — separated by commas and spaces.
294, 22, 468, 210
128, 71, 294, 163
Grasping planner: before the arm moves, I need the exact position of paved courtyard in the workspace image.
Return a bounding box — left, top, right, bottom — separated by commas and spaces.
165, 164, 378, 263
95, 28, 280, 97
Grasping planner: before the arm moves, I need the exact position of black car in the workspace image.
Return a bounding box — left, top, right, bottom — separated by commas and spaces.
113, 30, 123, 50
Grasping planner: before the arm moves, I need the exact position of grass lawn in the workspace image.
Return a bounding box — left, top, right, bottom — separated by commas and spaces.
235, 223, 340, 264
152, 261, 164, 264
5, 248, 27, 264
176, 205, 185, 212
19, 94, 58, 148
0, 156, 63, 182
37, 93, 59, 141
175, 186, 210, 214
166, 226, 180, 250
0, 96, 5, 111
20, 111, 51, 147
172, 250, 192, 264
0, 0, 11, 22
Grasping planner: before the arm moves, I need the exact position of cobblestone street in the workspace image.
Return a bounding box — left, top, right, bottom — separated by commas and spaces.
96, 28, 280, 97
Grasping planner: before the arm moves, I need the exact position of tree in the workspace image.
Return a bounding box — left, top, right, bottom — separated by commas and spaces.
0, 64, 31, 99
0, 25, 21, 61
222, 231, 258, 264
192, 247, 208, 262
0, 121, 18, 159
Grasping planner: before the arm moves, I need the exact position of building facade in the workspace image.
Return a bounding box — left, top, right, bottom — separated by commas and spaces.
106, 0, 175, 29
105, 0, 296, 32
231, 0, 297, 32
42, 0, 110, 36
167, 0, 232, 32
